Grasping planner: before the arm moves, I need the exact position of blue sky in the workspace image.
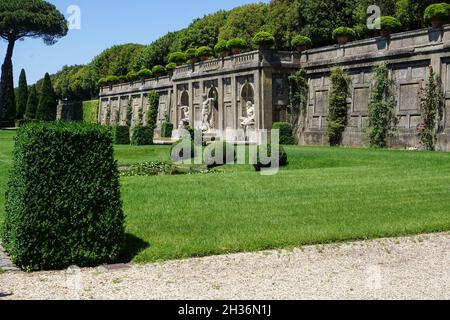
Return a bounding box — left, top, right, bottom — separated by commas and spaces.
1, 0, 269, 86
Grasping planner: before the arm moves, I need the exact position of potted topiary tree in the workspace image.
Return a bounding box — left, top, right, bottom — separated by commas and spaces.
332, 27, 356, 45
214, 40, 230, 57
137, 68, 153, 81
185, 48, 199, 64
375, 16, 402, 37
196, 46, 214, 61
168, 52, 187, 66
165, 62, 177, 74
252, 31, 276, 50
424, 3, 450, 28
126, 71, 139, 83
227, 38, 248, 55
152, 65, 166, 78
291, 35, 312, 52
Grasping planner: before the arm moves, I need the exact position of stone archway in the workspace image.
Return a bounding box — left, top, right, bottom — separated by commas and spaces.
241, 83, 255, 118
208, 87, 219, 130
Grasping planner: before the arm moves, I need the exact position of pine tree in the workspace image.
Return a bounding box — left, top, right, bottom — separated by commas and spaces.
2, 64, 16, 126
25, 85, 38, 120
36, 73, 56, 121
16, 69, 28, 120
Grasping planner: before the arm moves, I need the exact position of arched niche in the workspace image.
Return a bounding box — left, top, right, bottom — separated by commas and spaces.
241, 83, 255, 117
208, 87, 219, 130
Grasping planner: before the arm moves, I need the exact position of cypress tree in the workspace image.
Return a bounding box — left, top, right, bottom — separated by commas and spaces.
36, 73, 56, 121
16, 69, 28, 120
25, 85, 38, 120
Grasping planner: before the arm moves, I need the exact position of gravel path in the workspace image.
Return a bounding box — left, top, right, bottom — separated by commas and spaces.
0, 232, 449, 300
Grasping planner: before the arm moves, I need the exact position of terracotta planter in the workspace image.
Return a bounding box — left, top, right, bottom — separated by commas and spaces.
231, 47, 242, 55
336, 36, 349, 45
259, 43, 271, 50
431, 19, 444, 28
296, 45, 308, 53
380, 28, 392, 37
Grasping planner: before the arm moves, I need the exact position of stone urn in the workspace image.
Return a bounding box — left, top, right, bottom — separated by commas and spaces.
258, 43, 272, 50
380, 28, 392, 37
296, 45, 308, 53
431, 19, 444, 28
337, 36, 349, 45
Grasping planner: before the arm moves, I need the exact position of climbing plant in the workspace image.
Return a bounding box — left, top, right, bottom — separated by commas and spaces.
288, 68, 309, 136
367, 63, 398, 148
126, 104, 133, 127
326, 67, 350, 146
418, 65, 444, 151
146, 91, 159, 144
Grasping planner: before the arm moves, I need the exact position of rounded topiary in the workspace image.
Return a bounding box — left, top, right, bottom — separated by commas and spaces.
161, 121, 174, 138
332, 27, 356, 44
131, 124, 153, 145
253, 144, 289, 172
185, 48, 198, 62
168, 51, 187, 65
291, 35, 312, 51
126, 71, 139, 82
204, 141, 236, 168
197, 46, 214, 60
166, 62, 177, 73
137, 68, 153, 80
375, 16, 402, 36
227, 38, 248, 54
152, 65, 166, 77
424, 3, 450, 27
252, 31, 275, 49
118, 75, 128, 83
214, 40, 230, 57
112, 125, 130, 145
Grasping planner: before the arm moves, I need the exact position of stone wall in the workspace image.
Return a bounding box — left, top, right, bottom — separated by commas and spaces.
300, 25, 450, 150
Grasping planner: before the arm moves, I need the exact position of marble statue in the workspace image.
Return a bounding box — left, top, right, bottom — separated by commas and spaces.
240, 101, 255, 128
179, 105, 190, 127
201, 94, 215, 132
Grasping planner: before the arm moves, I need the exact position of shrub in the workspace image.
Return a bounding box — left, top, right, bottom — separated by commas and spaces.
2, 122, 125, 271
272, 122, 295, 145
98, 75, 119, 87
82, 100, 98, 124
166, 62, 177, 72
24, 85, 38, 121
161, 121, 174, 138
168, 52, 187, 64
326, 67, 350, 146
204, 141, 236, 168
36, 73, 56, 121
118, 75, 128, 83
424, 3, 450, 25
185, 48, 198, 60
214, 40, 230, 56
291, 35, 312, 49
146, 91, 159, 144
253, 144, 288, 172
126, 71, 139, 82
131, 124, 153, 145
137, 68, 153, 80
332, 27, 356, 40
374, 16, 402, 31
152, 65, 166, 77
252, 31, 275, 48
196, 46, 214, 58
112, 125, 130, 145
227, 38, 248, 49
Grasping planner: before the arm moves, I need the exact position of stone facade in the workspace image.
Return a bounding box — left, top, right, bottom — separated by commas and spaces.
98, 25, 450, 150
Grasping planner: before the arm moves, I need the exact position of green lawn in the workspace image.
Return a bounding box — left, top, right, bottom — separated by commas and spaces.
1, 129, 450, 263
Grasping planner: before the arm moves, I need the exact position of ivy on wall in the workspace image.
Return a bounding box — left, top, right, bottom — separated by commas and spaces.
82, 100, 99, 124
146, 91, 160, 144
288, 68, 309, 136
326, 67, 350, 146
367, 64, 398, 148
418, 66, 444, 151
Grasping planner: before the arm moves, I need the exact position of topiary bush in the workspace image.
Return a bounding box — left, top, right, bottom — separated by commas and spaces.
291, 35, 312, 51
375, 16, 402, 35
214, 40, 230, 57
424, 3, 450, 27
253, 144, 288, 172
137, 68, 153, 80
161, 121, 174, 138
131, 124, 153, 145
152, 65, 166, 77
197, 46, 214, 60
272, 122, 295, 145
168, 52, 187, 65
126, 71, 139, 82
166, 62, 177, 73
112, 125, 130, 145
204, 141, 236, 168
252, 31, 275, 49
332, 27, 356, 41
2, 122, 125, 271
227, 38, 248, 54
185, 48, 198, 62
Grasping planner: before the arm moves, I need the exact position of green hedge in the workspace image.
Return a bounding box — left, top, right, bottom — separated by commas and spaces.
253, 144, 289, 172
131, 124, 153, 145
2, 122, 124, 271
82, 100, 99, 124
161, 121, 174, 138
112, 125, 130, 145
272, 122, 295, 145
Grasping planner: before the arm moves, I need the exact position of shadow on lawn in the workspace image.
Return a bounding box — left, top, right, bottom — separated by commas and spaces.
118, 233, 150, 263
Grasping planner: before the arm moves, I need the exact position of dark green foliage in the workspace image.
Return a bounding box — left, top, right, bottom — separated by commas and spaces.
112, 125, 130, 145
152, 65, 166, 77
168, 52, 187, 64
137, 68, 153, 80
16, 69, 28, 120
418, 66, 444, 150
226, 38, 248, 49
291, 35, 312, 49
367, 64, 398, 148
332, 26, 356, 40
161, 121, 174, 138
166, 62, 177, 73
36, 73, 56, 121
91, 44, 144, 77
253, 144, 289, 172
326, 67, 350, 146
2, 122, 125, 271
24, 85, 38, 121
126, 70, 139, 82
82, 100, 98, 124
204, 141, 236, 168
214, 40, 230, 56
424, 3, 450, 25
185, 48, 198, 61
272, 122, 295, 145
97, 75, 119, 87
196, 46, 214, 58
375, 16, 402, 31
131, 124, 154, 146
288, 68, 309, 133
146, 91, 159, 144
252, 31, 275, 48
